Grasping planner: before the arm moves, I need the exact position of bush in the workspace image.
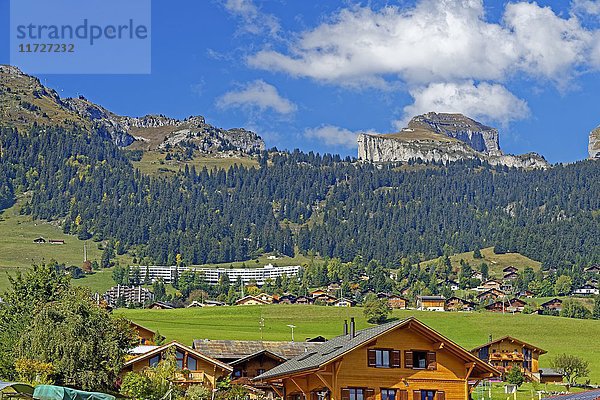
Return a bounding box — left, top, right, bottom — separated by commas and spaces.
185, 385, 212, 400
505, 368, 524, 387
120, 372, 153, 400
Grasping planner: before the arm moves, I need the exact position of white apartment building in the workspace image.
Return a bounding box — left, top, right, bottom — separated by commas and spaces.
137, 263, 300, 285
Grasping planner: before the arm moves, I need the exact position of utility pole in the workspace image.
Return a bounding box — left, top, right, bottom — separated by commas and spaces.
259, 317, 265, 340
287, 324, 296, 342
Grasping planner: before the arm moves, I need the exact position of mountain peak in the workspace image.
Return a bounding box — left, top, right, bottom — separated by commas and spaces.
590, 126, 600, 160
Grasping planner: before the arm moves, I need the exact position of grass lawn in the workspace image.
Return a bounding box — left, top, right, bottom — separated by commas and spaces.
0, 198, 131, 293
420, 247, 541, 277
116, 305, 600, 383
132, 151, 258, 175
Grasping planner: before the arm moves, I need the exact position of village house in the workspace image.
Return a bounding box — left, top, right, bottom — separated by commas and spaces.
334, 298, 355, 307
539, 298, 562, 313
295, 296, 315, 305
121, 341, 232, 389
478, 280, 502, 292
476, 289, 505, 303
33, 237, 46, 244
537, 368, 564, 384
471, 336, 547, 381
445, 279, 460, 291
572, 284, 599, 296
502, 266, 518, 274
484, 298, 526, 313
129, 321, 161, 345
584, 265, 600, 274
517, 290, 534, 298
503, 272, 519, 281
256, 293, 275, 303
48, 239, 65, 245
314, 294, 339, 305
255, 317, 499, 400
230, 350, 288, 398
387, 294, 408, 310
277, 295, 297, 304
445, 297, 476, 312
417, 295, 446, 311
146, 301, 174, 310
310, 289, 328, 298
235, 295, 269, 306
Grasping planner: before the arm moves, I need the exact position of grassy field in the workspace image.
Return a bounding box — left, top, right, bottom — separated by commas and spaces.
0, 199, 132, 293
116, 305, 600, 383
132, 150, 258, 175
421, 247, 541, 277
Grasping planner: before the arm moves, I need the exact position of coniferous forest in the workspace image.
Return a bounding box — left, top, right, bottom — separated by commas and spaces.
1, 126, 599, 276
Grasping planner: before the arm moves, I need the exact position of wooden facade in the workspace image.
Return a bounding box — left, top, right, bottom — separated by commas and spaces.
445, 297, 476, 312
388, 295, 408, 310
129, 321, 158, 345
121, 341, 232, 389
471, 336, 546, 379
256, 318, 499, 400
236, 296, 269, 306
417, 296, 446, 311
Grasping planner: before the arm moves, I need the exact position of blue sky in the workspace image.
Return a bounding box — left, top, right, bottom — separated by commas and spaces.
1, 0, 600, 163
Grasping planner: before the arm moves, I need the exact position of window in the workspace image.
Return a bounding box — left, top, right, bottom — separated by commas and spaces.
421, 391, 435, 400
368, 349, 400, 368
176, 350, 185, 369
233, 369, 242, 378
405, 351, 436, 370
381, 389, 396, 400
187, 356, 197, 371
350, 389, 364, 400
149, 355, 160, 367
413, 351, 428, 369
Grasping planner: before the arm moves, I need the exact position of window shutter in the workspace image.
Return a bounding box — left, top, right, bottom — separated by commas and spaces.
341, 389, 350, 400
412, 391, 421, 400
399, 391, 408, 400
436, 392, 445, 400
366, 389, 375, 400
404, 351, 413, 368
391, 350, 401, 367
368, 349, 377, 367
427, 352, 437, 370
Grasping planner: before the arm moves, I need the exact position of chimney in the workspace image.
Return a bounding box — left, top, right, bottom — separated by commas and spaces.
343, 320, 349, 335
350, 317, 356, 338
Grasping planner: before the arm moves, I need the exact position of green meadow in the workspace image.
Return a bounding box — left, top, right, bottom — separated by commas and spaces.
116, 305, 600, 383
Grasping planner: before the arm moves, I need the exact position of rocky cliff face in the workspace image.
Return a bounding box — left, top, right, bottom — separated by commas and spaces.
0, 65, 264, 154
590, 127, 600, 159
408, 112, 501, 155
358, 113, 549, 169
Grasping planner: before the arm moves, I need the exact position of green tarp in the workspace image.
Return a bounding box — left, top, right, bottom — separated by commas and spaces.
33, 386, 114, 400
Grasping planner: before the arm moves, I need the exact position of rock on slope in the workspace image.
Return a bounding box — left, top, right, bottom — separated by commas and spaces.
590, 126, 600, 159
0, 65, 264, 154
358, 113, 549, 169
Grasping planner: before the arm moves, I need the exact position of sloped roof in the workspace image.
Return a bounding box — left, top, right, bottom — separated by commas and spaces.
471, 336, 547, 354
124, 341, 232, 371
542, 389, 600, 400
229, 349, 287, 366
255, 317, 499, 381
192, 339, 321, 360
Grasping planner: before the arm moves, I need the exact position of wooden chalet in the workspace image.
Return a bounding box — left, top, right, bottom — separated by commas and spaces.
146, 301, 174, 310
445, 297, 476, 312
538, 368, 564, 384
255, 317, 499, 400
230, 349, 288, 397
479, 280, 502, 291
484, 298, 526, 313
471, 336, 547, 380
314, 294, 338, 305
310, 289, 328, 298
584, 265, 600, 274
539, 298, 562, 313
387, 295, 408, 310
33, 237, 46, 244
502, 266, 518, 274
295, 296, 315, 305
121, 341, 232, 389
502, 272, 519, 281
572, 284, 599, 296
416, 296, 446, 311
476, 289, 505, 303
236, 295, 269, 306
517, 290, 534, 298
277, 295, 297, 304
257, 293, 275, 304
129, 321, 161, 345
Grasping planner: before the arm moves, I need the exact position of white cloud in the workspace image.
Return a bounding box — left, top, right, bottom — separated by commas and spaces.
304, 125, 373, 148
396, 81, 530, 129
216, 80, 297, 114
247, 0, 599, 86
572, 0, 600, 16
223, 0, 280, 36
